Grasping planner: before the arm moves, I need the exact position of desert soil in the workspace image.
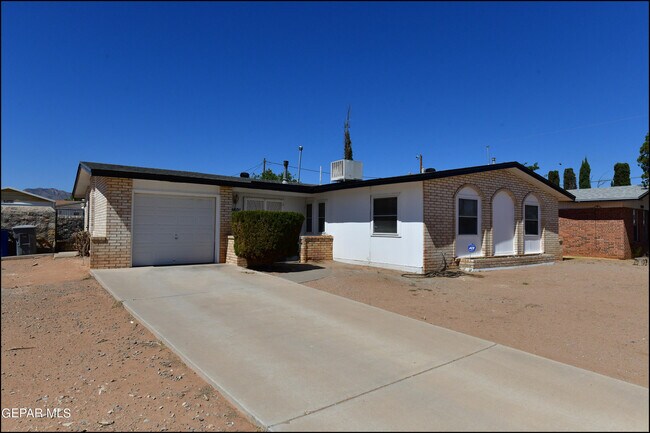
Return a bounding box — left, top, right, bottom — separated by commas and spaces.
300, 258, 649, 387
1, 256, 259, 432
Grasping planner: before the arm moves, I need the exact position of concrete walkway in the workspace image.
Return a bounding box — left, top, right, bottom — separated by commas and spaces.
92, 264, 649, 431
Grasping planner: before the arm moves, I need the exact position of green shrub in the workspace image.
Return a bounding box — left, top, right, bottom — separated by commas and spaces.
232, 211, 305, 265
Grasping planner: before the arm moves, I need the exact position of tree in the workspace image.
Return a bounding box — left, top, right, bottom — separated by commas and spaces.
579, 158, 591, 189
343, 106, 353, 160
547, 170, 560, 186
254, 168, 295, 182
563, 168, 577, 190
639, 133, 649, 187
611, 163, 631, 186
523, 162, 540, 171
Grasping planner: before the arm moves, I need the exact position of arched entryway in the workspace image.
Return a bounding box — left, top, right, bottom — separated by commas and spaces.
455, 186, 482, 257
492, 190, 515, 256
523, 194, 542, 254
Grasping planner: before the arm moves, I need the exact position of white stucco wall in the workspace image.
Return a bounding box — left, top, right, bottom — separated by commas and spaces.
232, 188, 309, 234
315, 181, 424, 273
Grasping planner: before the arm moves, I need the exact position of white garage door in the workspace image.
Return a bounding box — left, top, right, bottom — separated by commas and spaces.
132, 193, 217, 267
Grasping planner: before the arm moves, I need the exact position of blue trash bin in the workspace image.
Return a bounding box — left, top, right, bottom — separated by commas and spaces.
1, 229, 9, 257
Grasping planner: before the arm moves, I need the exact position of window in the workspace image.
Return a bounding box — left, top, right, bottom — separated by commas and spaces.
244, 198, 283, 211
458, 198, 478, 235
373, 197, 398, 234
633, 210, 639, 242
318, 202, 325, 233
306, 203, 313, 233
266, 200, 283, 212
244, 198, 264, 211
524, 205, 539, 236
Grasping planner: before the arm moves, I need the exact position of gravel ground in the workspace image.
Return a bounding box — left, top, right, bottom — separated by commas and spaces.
1, 256, 259, 432
297, 258, 649, 388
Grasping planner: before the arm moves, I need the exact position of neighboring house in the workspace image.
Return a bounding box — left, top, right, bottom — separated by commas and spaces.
55, 200, 85, 216
72, 160, 574, 271
1, 187, 56, 207
55, 200, 85, 251
1, 187, 57, 252
559, 186, 649, 259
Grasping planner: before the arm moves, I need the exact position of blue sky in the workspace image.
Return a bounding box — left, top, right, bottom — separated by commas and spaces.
2, 1, 648, 191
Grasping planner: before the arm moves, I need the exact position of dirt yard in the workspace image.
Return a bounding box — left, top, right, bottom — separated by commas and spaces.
302, 258, 649, 388
1, 256, 259, 432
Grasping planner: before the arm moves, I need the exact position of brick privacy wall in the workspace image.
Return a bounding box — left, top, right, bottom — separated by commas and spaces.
89, 177, 133, 269
225, 235, 248, 266
300, 235, 333, 263
559, 207, 648, 259
219, 187, 233, 263
423, 170, 560, 273
459, 254, 555, 271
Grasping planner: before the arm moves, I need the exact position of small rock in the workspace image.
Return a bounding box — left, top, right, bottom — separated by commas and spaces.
62, 422, 73, 427
97, 420, 114, 426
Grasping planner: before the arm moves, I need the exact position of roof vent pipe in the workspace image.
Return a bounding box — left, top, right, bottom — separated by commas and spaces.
282, 160, 289, 184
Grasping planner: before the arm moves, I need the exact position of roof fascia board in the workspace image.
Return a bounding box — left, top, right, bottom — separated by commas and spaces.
74, 160, 575, 200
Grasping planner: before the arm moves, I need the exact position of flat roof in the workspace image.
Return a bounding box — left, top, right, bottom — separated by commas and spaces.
566, 185, 648, 202
73, 160, 575, 201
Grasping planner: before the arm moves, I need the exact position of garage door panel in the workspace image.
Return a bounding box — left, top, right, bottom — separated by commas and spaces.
133, 193, 217, 267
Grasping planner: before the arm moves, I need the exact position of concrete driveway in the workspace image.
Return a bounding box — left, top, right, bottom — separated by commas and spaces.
92, 264, 649, 431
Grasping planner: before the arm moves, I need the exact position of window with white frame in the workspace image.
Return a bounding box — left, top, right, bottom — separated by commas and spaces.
244, 197, 283, 211
524, 204, 540, 236
373, 197, 398, 234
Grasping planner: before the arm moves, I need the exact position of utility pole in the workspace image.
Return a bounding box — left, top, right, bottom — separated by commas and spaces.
297, 146, 303, 183
263, 158, 266, 173
319, 166, 322, 185
486, 145, 490, 165
416, 154, 423, 173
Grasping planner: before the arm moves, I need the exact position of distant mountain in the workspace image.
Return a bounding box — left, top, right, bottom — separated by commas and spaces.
25, 188, 72, 200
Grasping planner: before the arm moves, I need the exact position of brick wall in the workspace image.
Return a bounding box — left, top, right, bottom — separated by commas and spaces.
423, 170, 560, 273
225, 235, 248, 267
89, 177, 133, 269
459, 254, 556, 271
300, 235, 333, 263
559, 207, 648, 259
219, 187, 232, 263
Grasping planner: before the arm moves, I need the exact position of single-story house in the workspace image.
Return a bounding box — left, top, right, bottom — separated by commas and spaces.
55, 200, 85, 216
559, 186, 649, 259
71, 160, 574, 272
1, 187, 56, 207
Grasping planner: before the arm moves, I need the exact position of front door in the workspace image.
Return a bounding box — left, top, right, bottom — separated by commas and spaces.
492, 191, 515, 256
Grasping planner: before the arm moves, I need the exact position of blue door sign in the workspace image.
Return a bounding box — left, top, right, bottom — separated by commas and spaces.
468, 243, 477, 253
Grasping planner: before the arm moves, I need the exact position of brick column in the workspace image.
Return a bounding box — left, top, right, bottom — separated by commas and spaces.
300, 235, 333, 262
219, 187, 233, 263
89, 177, 132, 269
